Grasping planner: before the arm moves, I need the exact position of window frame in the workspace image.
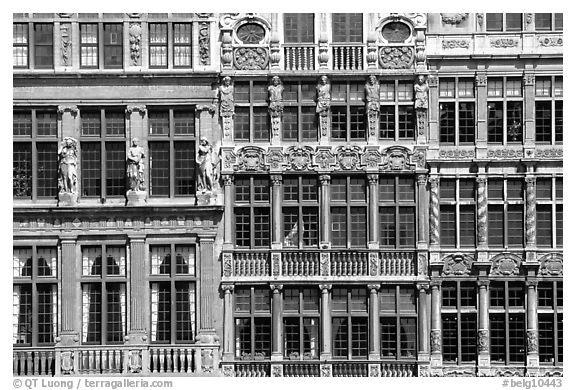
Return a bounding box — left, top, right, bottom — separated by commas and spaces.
487, 77, 524, 145
378, 175, 417, 248
439, 178, 477, 248
331, 13, 363, 43
33, 23, 54, 69
149, 243, 197, 344
330, 175, 368, 249
379, 285, 418, 360
535, 76, 563, 145
233, 80, 270, 142
486, 13, 523, 32
233, 175, 272, 249
234, 286, 272, 359
379, 80, 415, 141
282, 286, 321, 360
538, 281, 563, 365
282, 81, 318, 142
281, 175, 320, 249
330, 81, 366, 142
438, 77, 476, 145
284, 13, 315, 44
13, 23, 30, 69
487, 177, 525, 248
331, 286, 369, 359
535, 176, 563, 248
149, 22, 169, 69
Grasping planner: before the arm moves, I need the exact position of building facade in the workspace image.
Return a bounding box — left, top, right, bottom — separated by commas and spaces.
13, 12, 563, 377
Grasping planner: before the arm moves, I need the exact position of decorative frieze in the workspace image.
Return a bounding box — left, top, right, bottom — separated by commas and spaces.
440, 13, 469, 25
382, 146, 413, 171
335, 145, 362, 170
266, 149, 285, 170
439, 149, 475, 159
487, 149, 523, 159
313, 148, 336, 171
534, 148, 563, 159
539, 36, 563, 47
490, 38, 518, 48
361, 149, 382, 170
233, 47, 269, 70
442, 39, 470, 49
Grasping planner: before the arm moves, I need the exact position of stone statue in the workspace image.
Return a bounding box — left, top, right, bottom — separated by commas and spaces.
316, 75, 331, 115
58, 137, 78, 194
365, 75, 380, 113
268, 76, 284, 117
197, 137, 218, 193
219, 76, 234, 117
414, 75, 429, 110
127, 138, 145, 191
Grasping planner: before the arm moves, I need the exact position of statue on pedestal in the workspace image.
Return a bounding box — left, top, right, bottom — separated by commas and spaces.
268, 76, 284, 116
316, 75, 331, 115
414, 75, 429, 110
58, 137, 78, 195
197, 137, 218, 193
219, 76, 234, 117
127, 138, 145, 191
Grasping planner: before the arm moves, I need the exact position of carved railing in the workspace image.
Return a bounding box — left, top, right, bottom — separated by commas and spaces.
284, 44, 315, 70
281, 251, 320, 276
233, 252, 270, 277
283, 362, 321, 377
149, 346, 195, 374
234, 362, 271, 377
76, 347, 124, 374
331, 252, 369, 276
13, 348, 55, 376
332, 44, 364, 70
381, 362, 417, 377
380, 252, 416, 276
332, 362, 368, 377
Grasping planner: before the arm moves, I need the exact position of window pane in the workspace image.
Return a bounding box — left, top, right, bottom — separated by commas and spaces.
506, 13, 522, 31
332, 317, 348, 357
350, 207, 366, 247
14, 285, 32, 344
400, 317, 416, 358
535, 13, 552, 30
37, 111, 58, 137
234, 107, 250, 141
173, 110, 195, 135
509, 314, 526, 362
234, 208, 250, 247
398, 106, 414, 139
149, 111, 169, 135
105, 111, 125, 136
380, 317, 396, 358
379, 207, 395, 246
351, 318, 368, 357
399, 207, 415, 247
488, 205, 504, 247
399, 287, 416, 312
508, 205, 524, 246
284, 13, 314, 43
536, 205, 552, 247
13, 111, 32, 137
254, 208, 270, 247
104, 24, 123, 68
439, 102, 455, 144
442, 313, 458, 362
149, 142, 170, 196
461, 314, 477, 362
379, 105, 395, 139
379, 177, 394, 201
37, 143, 58, 197
37, 285, 56, 343
488, 102, 503, 143
460, 205, 476, 247
83, 284, 102, 343
486, 13, 503, 31
106, 142, 126, 196
34, 24, 53, 68
13, 143, 32, 197
349, 178, 366, 201
332, 13, 363, 43
174, 141, 195, 195
459, 102, 475, 144
506, 101, 523, 142
440, 179, 456, 200
106, 283, 126, 342
151, 282, 171, 342
440, 205, 456, 247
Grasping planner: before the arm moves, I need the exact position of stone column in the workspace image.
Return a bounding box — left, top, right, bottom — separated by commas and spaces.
368, 284, 380, 360
271, 284, 283, 360
476, 177, 488, 248
223, 175, 234, 248
417, 283, 430, 357
427, 74, 439, 151
127, 234, 147, 344
271, 175, 283, 249
59, 236, 79, 343
475, 73, 488, 158
526, 280, 539, 371
320, 175, 331, 249
429, 280, 442, 370
367, 174, 379, 248
320, 284, 332, 360
221, 284, 235, 361
429, 176, 440, 247
525, 176, 537, 248
477, 280, 490, 373
523, 72, 536, 151
417, 174, 428, 247
196, 235, 219, 344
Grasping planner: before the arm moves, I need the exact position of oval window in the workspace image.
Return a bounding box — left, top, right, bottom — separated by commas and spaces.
382, 22, 411, 43
237, 23, 266, 44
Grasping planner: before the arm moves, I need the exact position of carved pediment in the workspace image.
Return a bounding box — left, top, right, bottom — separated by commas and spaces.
490, 253, 522, 276
539, 253, 563, 276
236, 146, 267, 172
335, 145, 362, 170
287, 146, 314, 171
442, 253, 474, 276
382, 146, 414, 171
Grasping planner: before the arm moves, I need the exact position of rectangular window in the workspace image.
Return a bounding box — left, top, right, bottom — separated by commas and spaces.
80, 24, 98, 68
486, 13, 503, 31
332, 13, 363, 43
149, 23, 168, 68
535, 13, 552, 31
439, 77, 475, 146
234, 81, 271, 142
379, 176, 416, 248
234, 176, 271, 248
331, 176, 367, 248
282, 176, 319, 248
283, 287, 319, 359
442, 281, 478, 363
173, 23, 192, 68
284, 13, 314, 43
13, 24, 29, 68
103, 24, 123, 69
332, 287, 368, 359
234, 287, 271, 358
34, 23, 53, 69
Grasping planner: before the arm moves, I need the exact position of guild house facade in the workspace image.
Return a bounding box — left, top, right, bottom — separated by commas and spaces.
13, 13, 562, 377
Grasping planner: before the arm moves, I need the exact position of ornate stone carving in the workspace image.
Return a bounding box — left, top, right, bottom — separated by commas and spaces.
222, 253, 233, 277
314, 149, 336, 170
126, 138, 146, 192
222, 364, 234, 377
233, 47, 269, 70
523, 73, 535, 86
414, 75, 429, 137
487, 149, 523, 159
197, 138, 218, 194
60, 351, 74, 374
58, 105, 78, 115
490, 253, 521, 276
490, 38, 518, 48
236, 146, 266, 171
266, 149, 285, 170
271, 365, 283, 377
475, 74, 487, 87
441, 13, 469, 25
126, 105, 147, 115
198, 21, 210, 65
128, 350, 142, 373
318, 33, 329, 69
378, 46, 414, 69
442, 39, 470, 49
382, 146, 412, 171
221, 283, 234, 293
429, 176, 440, 245
365, 75, 380, 136
222, 174, 233, 186
525, 13, 534, 25
439, 149, 475, 159
287, 146, 313, 171
58, 137, 79, 196
201, 349, 214, 372
271, 253, 281, 276
366, 33, 378, 69
221, 32, 233, 69
539, 36, 563, 47
128, 23, 142, 65
316, 75, 331, 137
362, 149, 382, 170
335, 145, 361, 170
443, 368, 476, 377
477, 329, 489, 353
418, 253, 428, 276
413, 149, 426, 169
60, 23, 72, 66
269, 32, 281, 69
219, 76, 234, 122
442, 253, 474, 276
493, 368, 524, 377
270, 175, 282, 186
477, 13, 484, 27
534, 148, 563, 158
320, 364, 332, 377
222, 149, 237, 170
476, 177, 488, 245
369, 364, 380, 377
539, 253, 563, 276
525, 176, 536, 246
527, 330, 538, 353
369, 253, 378, 276
268, 76, 283, 137
430, 330, 442, 353
320, 253, 330, 276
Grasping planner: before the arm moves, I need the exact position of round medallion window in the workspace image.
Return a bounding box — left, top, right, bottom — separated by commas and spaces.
237, 23, 266, 44
382, 22, 411, 43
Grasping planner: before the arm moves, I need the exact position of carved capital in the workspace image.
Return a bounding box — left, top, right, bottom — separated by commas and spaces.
319, 284, 332, 292
417, 174, 427, 185
222, 174, 234, 186
475, 74, 487, 87
367, 174, 379, 184
197, 104, 217, 114
477, 280, 490, 288
58, 105, 78, 115
526, 279, 538, 289
126, 105, 147, 115
430, 279, 442, 289
429, 176, 439, 188
523, 73, 535, 86
367, 284, 381, 292
221, 284, 235, 293
270, 175, 283, 185
416, 283, 430, 292
319, 175, 331, 185
270, 284, 283, 293
476, 177, 487, 186
525, 176, 536, 187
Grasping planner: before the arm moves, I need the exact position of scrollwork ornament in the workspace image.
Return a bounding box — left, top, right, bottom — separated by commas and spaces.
379, 46, 414, 69
233, 47, 269, 70
320, 254, 330, 277
441, 13, 469, 25
490, 253, 521, 276
527, 330, 538, 353
430, 330, 442, 353
478, 329, 489, 353
287, 146, 314, 171
335, 145, 361, 170
198, 21, 210, 65
442, 253, 474, 276
222, 365, 234, 377
369, 253, 378, 277
60, 23, 72, 66
128, 23, 142, 66
222, 253, 233, 277
539, 253, 563, 276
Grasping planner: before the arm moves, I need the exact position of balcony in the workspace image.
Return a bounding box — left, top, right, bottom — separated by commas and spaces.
223, 250, 418, 280
284, 44, 315, 70
332, 45, 364, 70
13, 348, 55, 376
